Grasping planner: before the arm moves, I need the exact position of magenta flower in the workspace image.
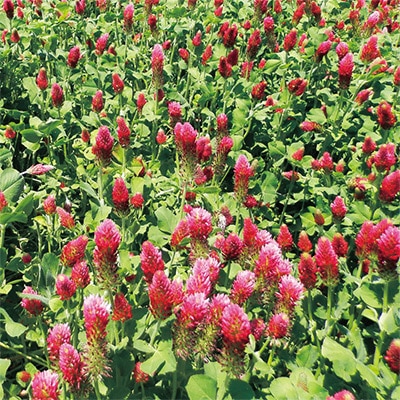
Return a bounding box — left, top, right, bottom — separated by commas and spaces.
116, 116, 131, 148
140, 240, 165, 283
275, 275, 304, 314
56, 274, 77, 301
71, 261, 90, 288
47, 323, 71, 364
60, 235, 88, 267
59, 343, 87, 394
112, 177, 130, 215
92, 126, 114, 166
31, 370, 60, 400
67, 45, 81, 68
220, 303, 251, 349
95, 33, 109, 55
234, 154, 254, 203
51, 83, 64, 108
267, 312, 290, 339
298, 252, 317, 289
230, 270, 256, 306
315, 237, 339, 285
25, 164, 54, 175
330, 196, 347, 221
151, 43, 164, 89
21, 286, 44, 316
112, 292, 133, 322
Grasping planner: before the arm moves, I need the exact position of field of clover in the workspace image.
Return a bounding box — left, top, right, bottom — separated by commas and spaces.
0, 0, 399, 399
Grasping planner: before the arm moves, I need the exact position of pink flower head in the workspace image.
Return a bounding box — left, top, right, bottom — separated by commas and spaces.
362, 136, 377, 154
335, 42, 349, 59
132, 361, 150, 383
220, 303, 251, 348
112, 177, 130, 214
247, 29, 261, 59
275, 275, 304, 314
384, 339, 400, 374
47, 323, 71, 364
151, 43, 164, 89
218, 56, 232, 78
292, 147, 304, 161
377, 225, 400, 279
373, 143, 397, 172
218, 233, 244, 261
31, 370, 60, 400
21, 286, 44, 316
216, 113, 228, 136
192, 30, 202, 46
331, 233, 349, 258
376, 101, 396, 130
91, 90, 104, 112
116, 116, 131, 147
123, 3, 134, 31
92, 126, 113, 166
112, 292, 133, 322
379, 170, 400, 202
168, 101, 182, 127
0, 191, 8, 212
4, 125, 16, 139
75, 0, 86, 15
360, 36, 380, 63
320, 151, 334, 172
42, 195, 56, 215
130, 192, 144, 208
251, 81, 267, 100
178, 48, 190, 63
234, 155, 254, 203
26, 164, 54, 175
50, 83, 64, 108
71, 260, 90, 288
67, 46, 81, 68
59, 343, 86, 393
283, 29, 297, 52
149, 270, 182, 319
288, 78, 307, 96
56, 207, 75, 229
230, 270, 256, 306
136, 93, 146, 114
300, 121, 320, 132
297, 230, 313, 253
93, 219, 121, 286
175, 292, 209, 329
394, 66, 400, 86
267, 312, 290, 339
330, 195, 347, 220
355, 89, 373, 105
140, 241, 164, 283
298, 252, 317, 289
112, 73, 124, 94
60, 235, 88, 267
186, 207, 213, 241
56, 274, 77, 301
315, 237, 339, 285
95, 33, 109, 55
327, 390, 356, 400
201, 44, 213, 65
186, 259, 212, 296
171, 218, 189, 248
292, 2, 305, 25
338, 53, 354, 89
277, 224, 293, 252
36, 68, 48, 90
3, 0, 14, 19
209, 293, 231, 325
83, 294, 110, 377
315, 40, 332, 62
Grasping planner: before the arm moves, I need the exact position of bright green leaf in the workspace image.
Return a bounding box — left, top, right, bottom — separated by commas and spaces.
0, 168, 25, 203
186, 374, 217, 400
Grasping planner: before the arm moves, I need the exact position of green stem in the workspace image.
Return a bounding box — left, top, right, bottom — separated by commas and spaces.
98, 167, 104, 205
0, 342, 48, 368
93, 379, 102, 400
0, 224, 5, 248
278, 167, 296, 226
149, 318, 162, 348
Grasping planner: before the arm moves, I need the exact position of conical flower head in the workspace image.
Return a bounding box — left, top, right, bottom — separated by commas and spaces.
360, 36, 380, 63
47, 323, 71, 364
92, 126, 113, 166
267, 312, 290, 339
67, 46, 81, 68
331, 233, 349, 258
93, 219, 121, 287
95, 33, 109, 55
151, 44, 164, 89
298, 252, 317, 289
297, 230, 313, 253
234, 155, 254, 203
275, 275, 304, 314
330, 195, 347, 221
372, 142, 397, 172
31, 370, 60, 400
92, 90, 104, 112
123, 3, 134, 31
277, 224, 293, 252
230, 270, 256, 306
112, 292, 133, 322
140, 241, 165, 283
384, 339, 400, 374
59, 343, 87, 394
376, 101, 396, 130
377, 225, 400, 280
0, 191, 8, 212
379, 170, 400, 202
21, 286, 44, 316
71, 260, 90, 288
220, 303, 251, 348
288, 78, 307, 96
174, 121, 198, 179
217, 232, 244, 261
112, 177, 130, 215
36, 68, 48, 90
116, 116, 131, 147
112, 73, 124, 94
60, 235, 88, 267
338, 53, 354, 89
175, 292, 209, 329
186, 207, 213, 241
186, 259, 212, 296
315, 237, 339, 285
51, 83, 64, 108
56, 274, 76, 301
3, 0, 15, 19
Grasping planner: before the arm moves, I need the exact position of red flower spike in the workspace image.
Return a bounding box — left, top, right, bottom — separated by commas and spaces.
230, 270, 256, 306
218, 56, 232, 78
275, 275, 304, 314
71, 261, 90, 288
331, 233, 349, 258
31, 371, 60, 400
43, 195, 56, 215
373, 143, 397, 172
335, 42, 349, 59
59, 343, 87, 393
298, 252, 317, 289
338, 53, 354, 89
3, 0, 14, 19
247, 29, 261, 60
51, 83, 64, 108
21, 286, 44, 316
251, 81, 267, 100
47, 323, 71, 364
112, 292, 133, 322
330, 195, 347, 220
220, 303, 251, 348
56, 274, 77, 301
36, 68, 48, 90
283, 29, 297, 52
136, 93, 146, 113
315, 237, 339, 285
112, 177, 130, 214
123, 3, 134, 32
151, 44, 164, 89
95, 33, 109, 55
327, 390, 356, 400
297, 231, 313, 253
140, 241, 164, 283
201, 44, 213, 65
130, 192, 144, 208
384, 339, 400, 374
112, 73, 124, 94
92, 90, 104, 112
376, 101, 396, 130
57, 207, 75, 229
360, 36, 380, 63
133, 362, 150, 383
277, 224, 293, 252
67, 46, 81, 68
267, 312, 290, 339
288, 78, 307, 96
60, 235, 89, 267
92, 126, 113, 166
379, 170, 400, 202
234, 154, 254, 204
315, 40, 332, 62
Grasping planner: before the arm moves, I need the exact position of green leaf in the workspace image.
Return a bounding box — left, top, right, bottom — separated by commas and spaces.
354, 285, 381, 309
49, 298, 63, 312
228, 379, 255, 400
306, 108, 327, 124
0, 147, 12, 165
321, 337, 357, 381
0, 212, 27, 225
0, 358, 11, 383
186, 374, 217, 400
356, 361, 380, 389
379, 308, 398, 334
140, 340, 176, 375
0, 168, 25, 203
269, 377, 299, 400
155, 206, 178, 234
133, 339, 155, 354
296, 345, 319, 368
20, 128, 43, 143
264, 59, 282, 73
